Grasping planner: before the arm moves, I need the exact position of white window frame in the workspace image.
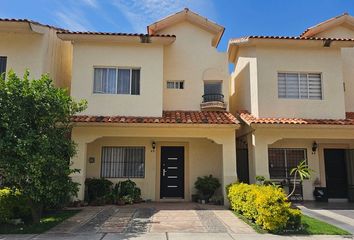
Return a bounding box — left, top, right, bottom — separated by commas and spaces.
93, 67, 140, 95
277, 72, 323, 100
167, 80, 184, 89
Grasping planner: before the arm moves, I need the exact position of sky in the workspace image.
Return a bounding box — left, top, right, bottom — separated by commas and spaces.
1, 0, 354, 51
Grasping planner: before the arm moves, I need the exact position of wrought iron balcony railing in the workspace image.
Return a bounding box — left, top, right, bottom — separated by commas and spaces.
202, 93, 224, 103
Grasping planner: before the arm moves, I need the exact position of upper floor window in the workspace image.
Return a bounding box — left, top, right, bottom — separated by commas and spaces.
0, 56, 7, 76
278, 72, 322, 100
167, 80, 184, 89
203, 81, 223, 102
93, 67, 140, 95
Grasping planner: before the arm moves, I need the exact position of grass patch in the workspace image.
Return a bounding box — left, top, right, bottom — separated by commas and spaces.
232, 211, 350, 235
0, 210, 80, 234
290, 215, 350, 235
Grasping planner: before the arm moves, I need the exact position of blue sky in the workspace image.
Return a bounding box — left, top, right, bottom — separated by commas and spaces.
1, 0, 353, 51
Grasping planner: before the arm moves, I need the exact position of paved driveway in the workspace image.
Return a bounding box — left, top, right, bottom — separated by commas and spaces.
2, 202, 354, 239
46, 202, 253, 235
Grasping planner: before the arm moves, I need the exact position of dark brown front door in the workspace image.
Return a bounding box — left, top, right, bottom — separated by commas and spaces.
324, 149, 348, 198
160, 146, 184, 199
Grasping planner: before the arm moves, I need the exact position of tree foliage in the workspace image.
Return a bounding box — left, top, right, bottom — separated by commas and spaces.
0, 70, 87, 223
287, 160, 313, 198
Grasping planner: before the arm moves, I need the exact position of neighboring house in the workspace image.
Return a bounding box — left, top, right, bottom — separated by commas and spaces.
0, 19, 72, 88
229, 13, 354, 201
55, 8, 238, 202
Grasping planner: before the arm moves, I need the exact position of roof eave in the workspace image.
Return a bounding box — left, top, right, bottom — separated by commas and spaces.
56, 33, 176, 45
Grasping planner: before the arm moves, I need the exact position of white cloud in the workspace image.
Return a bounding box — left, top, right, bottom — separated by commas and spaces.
55, 9, 93, 31
80, 0, 98, 8
111, 0, 217, 33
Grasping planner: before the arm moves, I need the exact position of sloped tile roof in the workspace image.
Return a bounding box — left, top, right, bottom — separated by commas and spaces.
72, 111, 239, 125
230, 35, 354, 43
57, 31, 175, 38
0, 18, 66, 31
238, 111, 354, 125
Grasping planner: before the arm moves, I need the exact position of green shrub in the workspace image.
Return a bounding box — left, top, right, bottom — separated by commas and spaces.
227, 183, 302, 232
0, 188, 31, 223
194, 175, 221, 200
116, 180, 141, 202
85, 178, 113, 205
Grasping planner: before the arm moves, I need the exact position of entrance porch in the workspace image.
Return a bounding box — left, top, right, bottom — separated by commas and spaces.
70, 124, 238, 204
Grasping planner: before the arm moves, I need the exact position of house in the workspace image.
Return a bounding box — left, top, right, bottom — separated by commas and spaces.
229, 13, 354, 201
54, 8, 238, 202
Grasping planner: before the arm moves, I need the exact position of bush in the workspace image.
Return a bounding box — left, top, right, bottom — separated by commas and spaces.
0, 188, 31, 223
85, 178, 113, 205
194, 175, 221, 200
116, 180, 142, 203
227, 183, 302, 232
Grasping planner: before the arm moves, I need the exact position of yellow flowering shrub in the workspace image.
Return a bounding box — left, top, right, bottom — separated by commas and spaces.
227, 183, 302, 232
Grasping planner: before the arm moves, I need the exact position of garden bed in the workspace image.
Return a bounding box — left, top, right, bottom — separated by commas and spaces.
0, 209, 80, 234
233, 211, 350, 235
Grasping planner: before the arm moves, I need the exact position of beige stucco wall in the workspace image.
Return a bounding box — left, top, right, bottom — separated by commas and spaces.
0, 27, 72, 89
71, 42, 164, 117
158, 22, 229, 111
84, 136, 222, 201
256, 46, 345, 119
230, 47, 257, 116
312, 25, 354, 113
0, 32, 44, 79
231, 45, 346, 119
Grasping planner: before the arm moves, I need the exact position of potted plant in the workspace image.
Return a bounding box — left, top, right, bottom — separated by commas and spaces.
194, 175, 221, 203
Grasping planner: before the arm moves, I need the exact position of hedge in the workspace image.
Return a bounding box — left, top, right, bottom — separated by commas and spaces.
0, 188, 31, 223
227, 183, 301, 232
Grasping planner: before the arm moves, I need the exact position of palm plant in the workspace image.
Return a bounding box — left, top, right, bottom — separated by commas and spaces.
287, 160, 313, 198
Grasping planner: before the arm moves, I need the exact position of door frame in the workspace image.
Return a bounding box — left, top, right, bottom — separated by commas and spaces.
155, 142, 189, 201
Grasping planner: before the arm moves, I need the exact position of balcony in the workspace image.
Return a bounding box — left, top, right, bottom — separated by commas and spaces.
200, 93, 227, 111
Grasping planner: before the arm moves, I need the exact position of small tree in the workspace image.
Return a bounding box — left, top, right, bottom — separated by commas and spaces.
287, 160, 313, 198
0, 70, 87, 223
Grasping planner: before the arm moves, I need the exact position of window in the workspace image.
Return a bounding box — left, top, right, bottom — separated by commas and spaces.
278, 72, 322, 99
268, 148, 307, 179
101, 147, 145, 178
203, 81, 223, 102
0, 56, 7, 76
167, 81, 184, 89
93, 68, 140, 95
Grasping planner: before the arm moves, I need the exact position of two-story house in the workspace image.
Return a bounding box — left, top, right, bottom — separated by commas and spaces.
54, 9, 238, 202
229, 13, 354, 201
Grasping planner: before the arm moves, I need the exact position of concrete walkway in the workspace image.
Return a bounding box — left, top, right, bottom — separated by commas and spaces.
1, 202, 354, 239
298, 202, 354, 234
0, 233, 353, 239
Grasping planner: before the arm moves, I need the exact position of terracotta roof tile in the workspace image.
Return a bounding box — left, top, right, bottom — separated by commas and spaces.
0, 18, 67, 31
238, 111, 354, 126
71, 111, 239, 125
230, 36, 354, 43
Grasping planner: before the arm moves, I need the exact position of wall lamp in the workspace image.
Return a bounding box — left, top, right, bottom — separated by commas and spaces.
312, 141, 318, 154
152, 141, 156, 151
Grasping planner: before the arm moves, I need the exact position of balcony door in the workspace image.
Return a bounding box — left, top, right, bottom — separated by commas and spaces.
203, 81, 222, 102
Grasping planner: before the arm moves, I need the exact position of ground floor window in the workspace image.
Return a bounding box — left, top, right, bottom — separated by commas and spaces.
101, 146, 145, 178
268, 148, 307, 179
